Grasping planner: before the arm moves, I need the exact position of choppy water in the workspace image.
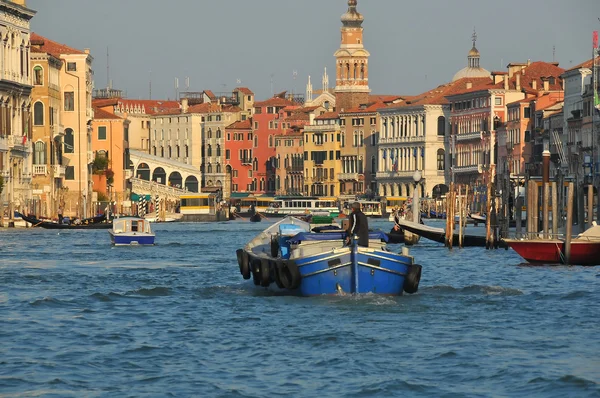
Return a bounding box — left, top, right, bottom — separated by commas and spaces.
1, 219, 599, 397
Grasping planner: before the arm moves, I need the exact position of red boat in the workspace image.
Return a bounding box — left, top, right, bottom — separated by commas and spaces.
504, 225, 600, 266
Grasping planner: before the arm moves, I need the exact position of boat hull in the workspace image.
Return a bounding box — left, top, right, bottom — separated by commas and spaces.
504, 239, 600, 266
109, 231, 155, 246
293, 247, 412, 296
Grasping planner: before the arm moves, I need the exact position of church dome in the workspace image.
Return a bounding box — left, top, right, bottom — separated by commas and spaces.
468, 46, 480, 57
452, 32, 490, 81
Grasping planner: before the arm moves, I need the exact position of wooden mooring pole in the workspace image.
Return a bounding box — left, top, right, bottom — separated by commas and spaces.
564, 182, 574, 265
552, 181, 558, 238
588, 184, 594, 229
543, 182, 550, 240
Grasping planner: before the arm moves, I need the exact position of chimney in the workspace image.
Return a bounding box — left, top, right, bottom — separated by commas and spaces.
532, 79, 537, 90
466, 82, 472, 89
516, 73, 521, 91
504, 75, 509, 90
182, 98, 189, 113
84, 48, 90, 54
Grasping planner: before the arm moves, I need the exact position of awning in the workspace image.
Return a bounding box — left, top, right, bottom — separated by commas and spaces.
131, 193, 152, 201
230, 192, 251, 198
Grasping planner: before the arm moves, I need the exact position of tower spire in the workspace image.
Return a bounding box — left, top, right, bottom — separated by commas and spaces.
306, 75, 313, 102
322, 67, 329, 92
472, 27, 477, 48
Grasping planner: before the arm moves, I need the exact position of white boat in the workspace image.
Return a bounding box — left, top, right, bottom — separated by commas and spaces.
109, 217, 155, 246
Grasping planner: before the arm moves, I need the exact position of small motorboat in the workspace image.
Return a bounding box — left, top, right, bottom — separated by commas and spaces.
236, 216, 422, 296
109, 217, 155, 246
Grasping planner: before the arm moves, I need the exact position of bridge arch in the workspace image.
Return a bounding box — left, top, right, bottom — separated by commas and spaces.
152, 167, 167, 184
136, 163, 150, 180
169, 171, 182, 188
185, 175, 199, 192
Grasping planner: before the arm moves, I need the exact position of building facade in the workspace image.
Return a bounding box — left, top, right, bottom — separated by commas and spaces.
0, 0, 35, 223
303, 112, 342, 197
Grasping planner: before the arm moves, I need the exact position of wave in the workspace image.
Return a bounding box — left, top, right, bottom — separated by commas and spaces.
423, 284, 523, 296
129, 286, 171, 297
29, 296, 72, 307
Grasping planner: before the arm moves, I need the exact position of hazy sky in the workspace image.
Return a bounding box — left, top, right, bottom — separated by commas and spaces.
28, 0, 599, 101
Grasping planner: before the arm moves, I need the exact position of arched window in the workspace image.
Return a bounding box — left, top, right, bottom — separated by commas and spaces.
207, 144, 212, 157
253, 158, 258, 171
437, 149, 445, 171
208, 129, 212, 139
33, 65, 43, 85
34, 101, 44, 125
176, 145, 180, 158
207, 163, 213, 173
168, 146, 172, 158
216, 144, 221, 157
153, 147, 157, 156
269, 135, 273, 147
253, 135, 258, 147
437, 116, 446, 136
371, 156, 376, 174
64, 128, 74, 153
161, 147, 164, 157
353, 63, 358, 80
185, 145, 189, 157
216, 129, 221, 139
360, 64, 365, 80
34, 141, 46, 165
216, 163, 221, 173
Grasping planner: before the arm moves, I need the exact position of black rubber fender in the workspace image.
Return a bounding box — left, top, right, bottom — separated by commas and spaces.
251, 258, 261, 286
279, 260, 301, 290
403, 264, 422, 294
260, 259, 271, 287
237, 249, 251, 280
273, 260, 285, 289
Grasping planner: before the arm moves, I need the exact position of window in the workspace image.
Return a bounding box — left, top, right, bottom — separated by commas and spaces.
66, 62, 77, 71
495, 97, 502, 106
524, 107, 531, 119
64, 92, 74, 111
98, 126, 107, 140
64, 128, 74, 153
226, 149, 230, 160
437, 116, 446, 136
437, 149, 445, 171
207, 145, 212, 157
216, 145, 221, 157
34, 141, 46, 165
33, 66, 43, 85
65, 166, 75, 180
34, 102, 44, 125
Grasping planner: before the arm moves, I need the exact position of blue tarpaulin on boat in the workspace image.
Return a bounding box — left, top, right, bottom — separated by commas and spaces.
289, 231, 389, 243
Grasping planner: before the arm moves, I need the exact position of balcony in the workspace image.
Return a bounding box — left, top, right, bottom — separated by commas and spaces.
456, 131, 483, 142
304, 124, 340, 133
379, 136, 425, 144
453, 164, 484, 174
22, 172, 32, 181
338, 172, 359, 181
52, 124, 65, 137
241, 158, 253, 165
33, 165, 47, 176
285, 166, 303, 173
8, 135, 28, 151
376, 171, 415, 179
53, 165, 66, 177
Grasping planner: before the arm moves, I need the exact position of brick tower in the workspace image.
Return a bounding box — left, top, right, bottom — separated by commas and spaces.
334, 0, 371, 112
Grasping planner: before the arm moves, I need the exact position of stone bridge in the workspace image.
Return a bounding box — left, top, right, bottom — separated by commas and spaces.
130, 178, 188, 201
129, 149, 202, 194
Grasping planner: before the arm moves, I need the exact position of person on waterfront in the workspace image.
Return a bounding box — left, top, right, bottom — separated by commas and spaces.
58, 206, 63, 224
393, 207, 403, 232
346, 201, 369, 247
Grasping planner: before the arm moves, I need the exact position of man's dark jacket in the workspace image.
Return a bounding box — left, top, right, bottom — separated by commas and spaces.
347, 210, 369, 247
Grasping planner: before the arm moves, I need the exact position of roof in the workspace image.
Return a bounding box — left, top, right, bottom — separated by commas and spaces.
386, 77, 492, 108
565, 59, 594, 72
341, 101, 388, 114
368, 95, 405, 104
235, 87, 254, 95
226, 120, 252, 130
314, 111, 339, 120
254, 96, 297, 108
30, 33, 85, 58
115, 99, 181, 115
447, 61, 565, 97
93, 108, 122, 120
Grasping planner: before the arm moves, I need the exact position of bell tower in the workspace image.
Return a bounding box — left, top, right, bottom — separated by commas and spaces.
334, 0, 370, 111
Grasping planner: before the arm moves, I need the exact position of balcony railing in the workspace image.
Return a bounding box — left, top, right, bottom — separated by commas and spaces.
455, 131, 483, 142
53, 165, 66, 177
453, 164, 484, 174
304, 124, 340, 133
338, 172, 359, 181
241, 158, 252, 165
376, 171, 415, 179
33, 165, 47, 176
379, 136, 425, 144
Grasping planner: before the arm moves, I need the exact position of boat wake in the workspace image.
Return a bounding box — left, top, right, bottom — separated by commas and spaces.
423, 284, 523, 296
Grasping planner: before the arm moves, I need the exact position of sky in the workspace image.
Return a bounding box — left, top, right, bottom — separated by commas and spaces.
28, 0, 599, 102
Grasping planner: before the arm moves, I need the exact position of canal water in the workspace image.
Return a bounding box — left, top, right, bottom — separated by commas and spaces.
1, 219, 599, 397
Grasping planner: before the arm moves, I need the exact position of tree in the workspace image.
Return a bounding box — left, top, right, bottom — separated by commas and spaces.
92, 154, 109, 175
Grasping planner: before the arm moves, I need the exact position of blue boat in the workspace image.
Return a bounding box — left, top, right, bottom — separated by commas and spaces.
109, 217, 155, 246
236, 217, 422, 296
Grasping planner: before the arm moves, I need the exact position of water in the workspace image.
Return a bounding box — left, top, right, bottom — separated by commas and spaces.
1, 219, 599, 397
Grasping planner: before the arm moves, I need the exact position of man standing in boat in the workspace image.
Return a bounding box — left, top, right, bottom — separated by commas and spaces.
346, 202, 369, 247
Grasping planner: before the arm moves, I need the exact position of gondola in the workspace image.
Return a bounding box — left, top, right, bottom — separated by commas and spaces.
18, 212, 113, 230
249, 213, 262, 223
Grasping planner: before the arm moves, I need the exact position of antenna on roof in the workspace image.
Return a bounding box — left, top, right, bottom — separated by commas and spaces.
106, 47, 110, 89
293, 69, 298, 95
553, 45, 556, 62
270, 73, 275, 96
149, 70, 152, 100
185, 76, 190, 91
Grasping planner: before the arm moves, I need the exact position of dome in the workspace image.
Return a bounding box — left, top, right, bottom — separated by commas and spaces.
468, 46, 480, 57
452, 66, 491, 82
341, 0, 364, 27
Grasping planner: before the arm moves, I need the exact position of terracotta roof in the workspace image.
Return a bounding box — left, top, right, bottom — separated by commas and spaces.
93, 108, 122, 120
221, 105, 242, 113
30, 33, 85, 58
226, 120, 252, 130
447, 61, 565, 97
204, 90, 216, 100
341, 101, 388, 114
116, 99, 180, 115
235, 87, 254, 95
368, 95, 405, 104
386, 77, 492, 108
188, 102, 217, 114
254, 96, 296, 108
92, 98, 119, 108
314, 111, 339, 120
565, 59, 594, 72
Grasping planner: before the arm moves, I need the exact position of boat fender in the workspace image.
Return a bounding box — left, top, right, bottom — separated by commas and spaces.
273, 260, 285, 289
236, 249, 251, 280
270, 236, 280, 258
259, 259, 271, 287
251, 258, 261, 286
403, 264, 422, 294
279, 261, 301, 290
